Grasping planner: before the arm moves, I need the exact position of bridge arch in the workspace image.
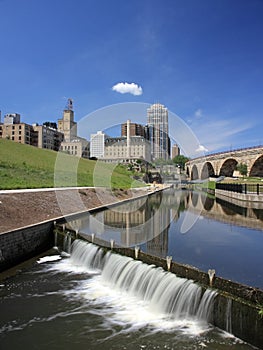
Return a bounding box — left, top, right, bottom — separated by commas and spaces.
219, 158, 238, 177
252, 208, 263, 221
249, 155, 263, 177
191, 165, 199, 180
191, 191, 198, 207
186, 166, 190, 178
201, 162, 215, 179
201, 194, 215, 211
221, 206, 236, 216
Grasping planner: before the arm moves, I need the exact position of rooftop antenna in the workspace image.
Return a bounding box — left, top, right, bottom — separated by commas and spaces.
66, 98, 73, 111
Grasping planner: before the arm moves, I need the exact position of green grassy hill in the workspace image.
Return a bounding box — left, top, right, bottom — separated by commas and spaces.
0, 139, 143, 189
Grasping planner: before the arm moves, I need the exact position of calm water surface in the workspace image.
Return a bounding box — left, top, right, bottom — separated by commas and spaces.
0, 189, 262, 350
77, 189, 263, 289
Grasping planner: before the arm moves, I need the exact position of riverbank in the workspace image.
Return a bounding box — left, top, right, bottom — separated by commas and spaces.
0, 185, 169, 234
0, 184, 169, 272
0, 186, 158, 234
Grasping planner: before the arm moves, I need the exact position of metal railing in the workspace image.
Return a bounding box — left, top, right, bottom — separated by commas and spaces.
216, 183, 263, 195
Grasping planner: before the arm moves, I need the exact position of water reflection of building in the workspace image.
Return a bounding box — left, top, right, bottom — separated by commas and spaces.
65, 190, 185, 248
145, 191, 186, 257
185, 191, 263, 231
104, 200, 149, 228
146, 222, 169, 258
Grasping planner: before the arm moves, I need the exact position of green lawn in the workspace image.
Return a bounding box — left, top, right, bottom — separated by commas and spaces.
0, 139, 144, 189
220, 176, 263, 184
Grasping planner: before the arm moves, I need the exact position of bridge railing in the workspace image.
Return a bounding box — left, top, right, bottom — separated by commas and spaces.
216, 183, 263, 195
187, 144, 263, 162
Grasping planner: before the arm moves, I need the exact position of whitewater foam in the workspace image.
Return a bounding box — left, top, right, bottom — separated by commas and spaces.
47, 239, 218, 336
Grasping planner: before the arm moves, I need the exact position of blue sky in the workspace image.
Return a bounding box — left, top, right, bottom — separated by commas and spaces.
1, 0, 263, 155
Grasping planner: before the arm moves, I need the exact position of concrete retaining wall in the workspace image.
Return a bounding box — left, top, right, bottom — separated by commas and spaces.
213, 295, 263, 348
0, 222, 54, 272
0, 186, 168, 273
216, 188, 263, 202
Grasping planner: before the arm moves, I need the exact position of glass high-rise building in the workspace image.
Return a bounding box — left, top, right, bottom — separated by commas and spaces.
147, 103, 170, 160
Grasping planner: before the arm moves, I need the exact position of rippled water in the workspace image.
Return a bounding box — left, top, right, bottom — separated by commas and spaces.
0, 246, 256, 350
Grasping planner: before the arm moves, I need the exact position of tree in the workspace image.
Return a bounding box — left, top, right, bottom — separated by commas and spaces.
236, 163, 248, 177
43, 121, 57, 129
153, 158, 172, 166
172, 155, 189, 170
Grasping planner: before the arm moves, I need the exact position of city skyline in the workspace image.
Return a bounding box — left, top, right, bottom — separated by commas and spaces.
1, 0, 263, 154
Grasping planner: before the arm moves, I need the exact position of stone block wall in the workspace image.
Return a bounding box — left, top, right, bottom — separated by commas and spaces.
0, 222, 54, 272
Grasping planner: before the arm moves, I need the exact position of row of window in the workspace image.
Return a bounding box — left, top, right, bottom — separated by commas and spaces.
0, 125, 23, 130
61, 145, 78, 150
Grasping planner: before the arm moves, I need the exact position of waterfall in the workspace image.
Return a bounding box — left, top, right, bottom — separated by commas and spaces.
70, 239, 104, 271
69, 239, 217, 323
63, 232, 72, 253
226, 298, 232, 333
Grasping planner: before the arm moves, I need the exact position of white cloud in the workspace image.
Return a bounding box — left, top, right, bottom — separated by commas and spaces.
195, 144, 208, 153
112, 82, 143, 96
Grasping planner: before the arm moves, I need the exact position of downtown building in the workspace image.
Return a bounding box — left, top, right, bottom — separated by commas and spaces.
90, 131, 106, 158
103, 135, 151, 164
58, 99, 89, 158
146, 103, 170, 161
0, 113, 63, 150
121, 121, 146, 138
90, 120, 151, 164
171, 143, 180, 159
0, 113, 37, 145
0, 100, 90, 158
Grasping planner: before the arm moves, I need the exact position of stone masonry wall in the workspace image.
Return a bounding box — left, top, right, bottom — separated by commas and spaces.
0, 222, 54, 272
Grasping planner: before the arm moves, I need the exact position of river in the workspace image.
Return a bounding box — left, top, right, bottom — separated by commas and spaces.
0, 189, 262, 349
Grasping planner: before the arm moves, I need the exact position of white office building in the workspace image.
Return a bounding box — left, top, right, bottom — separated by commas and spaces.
90, 131, 106, 158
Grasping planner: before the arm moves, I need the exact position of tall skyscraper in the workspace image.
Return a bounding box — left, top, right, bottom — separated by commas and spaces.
147, 103, 170, 160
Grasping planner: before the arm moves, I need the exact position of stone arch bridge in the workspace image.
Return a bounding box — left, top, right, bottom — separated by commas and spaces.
185, 145, 263, 180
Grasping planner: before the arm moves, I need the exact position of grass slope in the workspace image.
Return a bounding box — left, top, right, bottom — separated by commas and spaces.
0, 139, 142, 189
